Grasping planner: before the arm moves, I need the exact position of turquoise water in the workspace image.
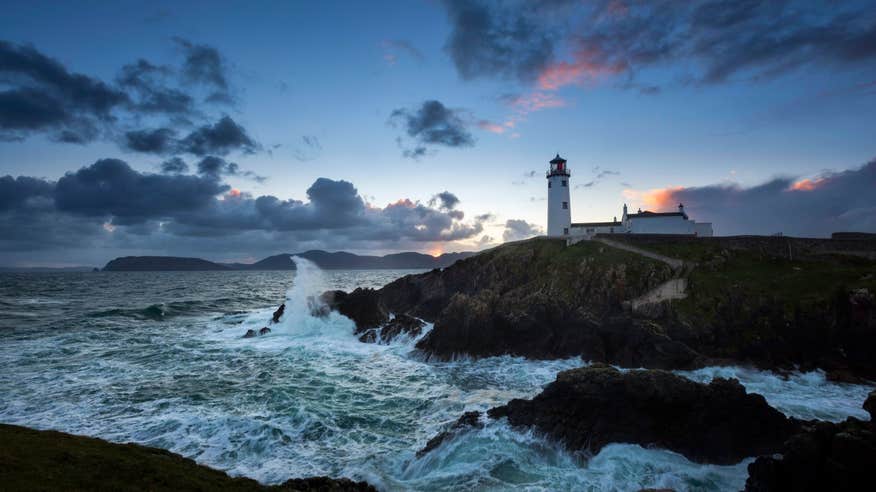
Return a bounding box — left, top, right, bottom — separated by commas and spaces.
0, 259, 872, 491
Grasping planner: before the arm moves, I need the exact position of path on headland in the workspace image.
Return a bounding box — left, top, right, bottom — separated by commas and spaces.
591, 236, 687, 270
587, 236, 693, 311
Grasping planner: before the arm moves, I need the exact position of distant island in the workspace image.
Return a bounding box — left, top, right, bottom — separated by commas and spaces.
102, 250, 476, 271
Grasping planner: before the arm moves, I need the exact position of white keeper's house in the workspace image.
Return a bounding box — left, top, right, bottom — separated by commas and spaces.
546, 154, 713, 238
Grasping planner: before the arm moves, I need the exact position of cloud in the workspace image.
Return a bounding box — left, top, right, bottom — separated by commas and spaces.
124, 116, 257, 156
0, 39, 252, 151
503, 219, 543, 241
173, 37, 231, 103
195, 156, 265, 183
291, 135, 322, 161
123, 128, 178, 154
116, 59, 195, 115
53, 159, 228, 224
441, 0, 575, 83
177, 116, 257, 156
625, 158, 876, 237
380, 39, 425, 65
430, 191, 460, 211
160, 157, 189, 174
390, 100, 475, 157
0, 159, 485, 263
439, 0, 876, 91
0, 40, 128, 143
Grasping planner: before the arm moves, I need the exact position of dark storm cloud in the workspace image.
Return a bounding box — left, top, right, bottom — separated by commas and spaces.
1, 161, 484, 261
0, 39, 254, 151
439, 0, 876, 89
440, 0, 572, 82
123, 116, 257, 156
646, 159, 876, 237
0, 40, 128, 142
390, 100, 475, 157
0, 175, 54, 211
502, 219, 543, 242
178, 116, 258, 156
196, 155, 265, 182
54, 158, 228, 224
160, 156, 189, 174
124, 128, 178, 154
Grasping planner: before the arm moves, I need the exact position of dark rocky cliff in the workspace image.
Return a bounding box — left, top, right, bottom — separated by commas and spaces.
329, 236, 876, 378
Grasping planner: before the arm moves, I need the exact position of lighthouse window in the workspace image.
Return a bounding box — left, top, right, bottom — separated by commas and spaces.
562, 201, 568, 209
561, 180, 567, 187
563, 228, 569, 235
548, 181, 552, 188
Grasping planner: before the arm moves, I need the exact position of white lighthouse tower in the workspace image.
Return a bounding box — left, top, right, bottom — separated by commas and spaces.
546, 154, 571, 236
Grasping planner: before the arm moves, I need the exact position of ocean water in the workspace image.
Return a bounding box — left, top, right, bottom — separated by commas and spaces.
0, 258, 872, 491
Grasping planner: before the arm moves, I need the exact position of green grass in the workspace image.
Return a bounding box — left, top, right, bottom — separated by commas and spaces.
0, 424, 372, 491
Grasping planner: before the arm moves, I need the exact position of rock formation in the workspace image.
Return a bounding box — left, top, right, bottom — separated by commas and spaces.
744, 390, 876, 491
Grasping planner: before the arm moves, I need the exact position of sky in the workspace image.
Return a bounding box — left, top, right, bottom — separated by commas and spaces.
1, 0, 875, 266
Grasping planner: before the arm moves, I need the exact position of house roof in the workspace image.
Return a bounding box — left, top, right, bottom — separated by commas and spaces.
572, 221, 622, 227
628, 211, 687, 219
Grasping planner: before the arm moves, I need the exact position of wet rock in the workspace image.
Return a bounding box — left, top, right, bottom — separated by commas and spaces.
416, 411, 483, 458
242, 329, 257, 338
358, 314, 425, 344
487, 364, 799, 465
744, 416, 876, 491
278, 476, 377, 491
321, 288, 389, 331
272, 303, 285, 323
259, 327, 271, 336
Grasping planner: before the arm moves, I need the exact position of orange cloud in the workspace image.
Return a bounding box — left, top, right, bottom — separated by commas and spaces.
623, 186, 685, 210
789, 178, 826, 191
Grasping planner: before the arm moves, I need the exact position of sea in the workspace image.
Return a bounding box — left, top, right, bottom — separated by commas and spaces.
0, 257, 872, 491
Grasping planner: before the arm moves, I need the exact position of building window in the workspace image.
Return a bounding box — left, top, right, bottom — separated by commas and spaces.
563, 227, 569, 235
562, 201, 568, 209
561, 180, 567, 187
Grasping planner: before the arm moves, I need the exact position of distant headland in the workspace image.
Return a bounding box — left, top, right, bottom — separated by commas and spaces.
101, 250, 476, 272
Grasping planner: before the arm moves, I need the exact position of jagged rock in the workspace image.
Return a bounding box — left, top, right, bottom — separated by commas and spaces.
279, 476, 377, 491
272, 303, 285, 323
744, 417, 876, 491
487, 364, 798, 465
321, 289, 388, 331
243, 329, 257, 338
259, 327, 271, 336
358, 314, 425, 343
416, 411, 482, 458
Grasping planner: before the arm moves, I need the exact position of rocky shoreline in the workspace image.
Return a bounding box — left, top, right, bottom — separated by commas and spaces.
322, 236, 876, 379
414, 365, 876, 491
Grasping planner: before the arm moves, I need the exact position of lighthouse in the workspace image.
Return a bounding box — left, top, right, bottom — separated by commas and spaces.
546, 154, 571, 236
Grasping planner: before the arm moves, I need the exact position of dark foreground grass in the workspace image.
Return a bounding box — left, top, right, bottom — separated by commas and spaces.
0, 424, 374, 492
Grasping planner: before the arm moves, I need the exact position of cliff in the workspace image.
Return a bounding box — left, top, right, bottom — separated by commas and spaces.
330, 235, 876, 378
0, 424, 375, 491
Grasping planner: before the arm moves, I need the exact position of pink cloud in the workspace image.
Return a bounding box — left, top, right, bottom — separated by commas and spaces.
537, 49, 625, 90
478, 120, 506, 134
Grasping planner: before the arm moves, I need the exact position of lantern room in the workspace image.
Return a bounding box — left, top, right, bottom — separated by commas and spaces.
548, 154, 570, 177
